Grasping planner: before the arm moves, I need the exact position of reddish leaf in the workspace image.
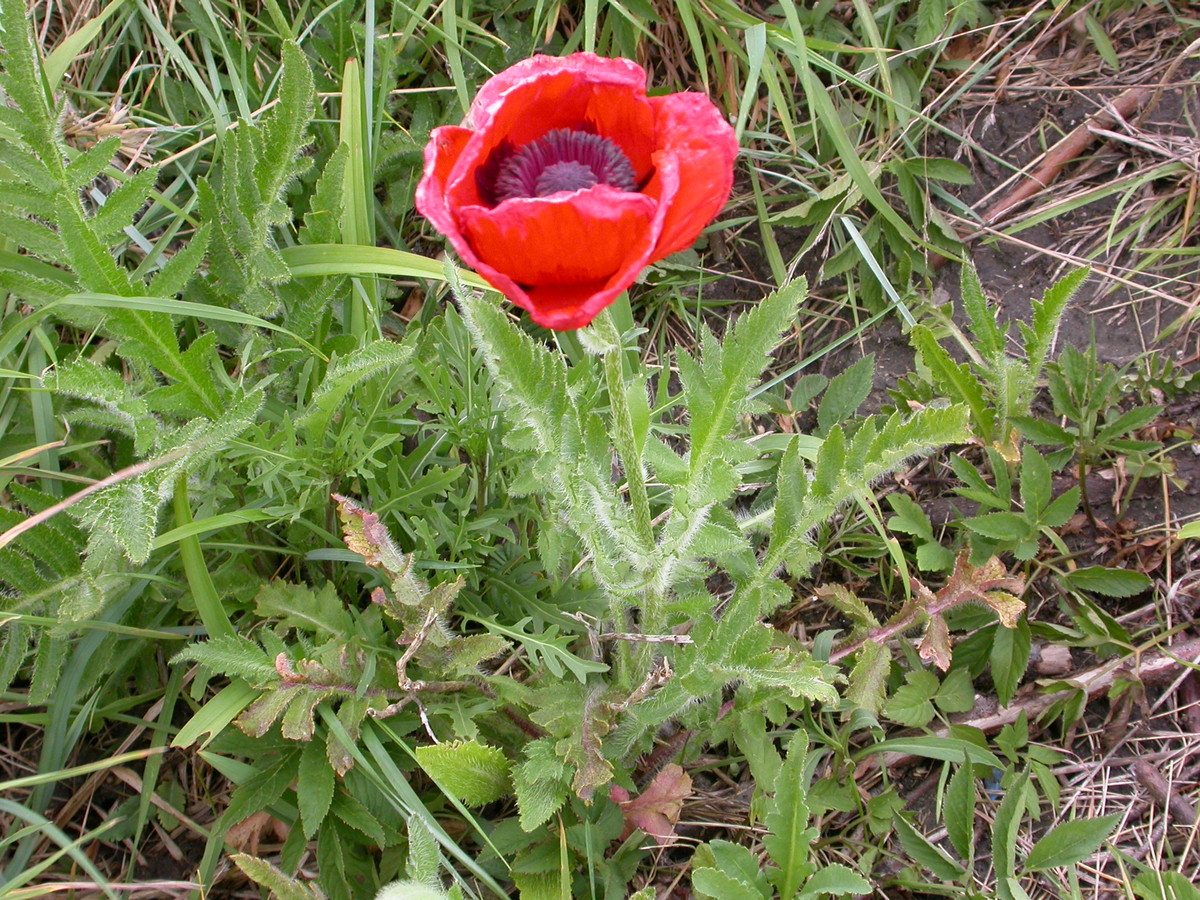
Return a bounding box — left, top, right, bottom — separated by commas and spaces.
610, 764, 692, 845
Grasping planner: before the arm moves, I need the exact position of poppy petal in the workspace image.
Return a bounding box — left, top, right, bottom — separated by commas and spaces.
448, 62, 656, 210
416, 54, 739, 331
520, 280, 629, 331
469, 53, 645, 133
644, 92, 738, 260
457, 185, 656, 287
415, 125, 478, 262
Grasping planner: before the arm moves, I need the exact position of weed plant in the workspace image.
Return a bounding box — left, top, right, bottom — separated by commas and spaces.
0, 1, 1196, 899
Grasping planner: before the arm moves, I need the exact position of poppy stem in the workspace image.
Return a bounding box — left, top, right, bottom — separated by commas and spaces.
595, 307, 667, 681
594, 308, 655, 554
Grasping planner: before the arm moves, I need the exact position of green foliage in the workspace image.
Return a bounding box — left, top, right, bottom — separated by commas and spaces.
899, 263, 1084, 461
1024, 814, 1120, 871
1022, 341, 1164, 521
1132, 871, 1200, 900
823, 554, 1025, 713
2, 0, 1174, 896
200, 41, 315, 317
692, 734, 871, 900
960, 444, 1079, 562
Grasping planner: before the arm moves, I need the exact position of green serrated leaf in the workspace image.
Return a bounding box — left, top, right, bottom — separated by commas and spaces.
692, 868, 767, 900
92, 167, 159, 238
1014, 415, 1075, 446
231, 853, 321, 900
1040, 486, 1080, 529
513, 740, 571, 832
934, 667, 975, 714
257, 41, 315, 201
991, 771, 1031, 891
990, 617, 1030, 707
330, 789, 388, 846
687, 278, 806, 478
1024, 267, 1087, 378
815, 583, 878, 630
254, 581, 353, 637
887, 493, 935, 542
64, 137, 123, 188
297, 736, 335, 840
768, 405, 970, 579
944, 757, 976, 861
911, 324, 993, 437
171, 634, 278, 685
847, 640, 890, 715
474, 617, 608, 683
701, 840, 772, 898
1019, 445, 1052, 519
963, 512, 1033, 543
72, 478, 157, 565
148, 223, 211, 298
301, 339, 414, 440
1063, 565, 1151, 598
301, 143, 350, 245
1024, 813, 1119, 871
222, 749, 300, 827
763, 733, 816, 898
959, 262, 1005, 360
56, 193, 135, 296
817, 354, 873, 435
884, 669, 939, 727
404, 817, 439, 884
415, 740, 512, 806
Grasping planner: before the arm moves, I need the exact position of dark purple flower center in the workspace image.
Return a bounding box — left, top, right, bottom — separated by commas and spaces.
493, 128, 637, 203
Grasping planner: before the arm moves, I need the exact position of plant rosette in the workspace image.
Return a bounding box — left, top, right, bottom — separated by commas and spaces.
416, 52, 738, 330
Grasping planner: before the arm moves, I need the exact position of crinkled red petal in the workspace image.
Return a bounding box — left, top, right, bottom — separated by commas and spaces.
414, 125, 479, 265
469, 53, 646, 133
458, 184, 656, 287
644, 92, 738, 260
520, 280, 630, 331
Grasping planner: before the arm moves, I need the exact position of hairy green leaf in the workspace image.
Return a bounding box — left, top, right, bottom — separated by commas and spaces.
171, 634, 278, 685
1021, 267, 1088, 379
415, 740, 512, 806
231, 853, 322, 900
763, 733, 816, 897
816, 353, 873, 435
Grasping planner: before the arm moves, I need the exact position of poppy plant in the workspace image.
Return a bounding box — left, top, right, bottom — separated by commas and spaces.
416, 53, 738, 331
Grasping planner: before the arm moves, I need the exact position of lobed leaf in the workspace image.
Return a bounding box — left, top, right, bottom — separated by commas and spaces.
685, 277, 805, 479
763, 732, 816, 898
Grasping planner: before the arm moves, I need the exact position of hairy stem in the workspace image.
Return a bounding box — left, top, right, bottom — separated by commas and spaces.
593, 308, 667, 680
595, 308, 655, 550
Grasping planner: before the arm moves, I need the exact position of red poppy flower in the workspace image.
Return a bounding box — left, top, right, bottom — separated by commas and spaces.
416, 53, 738, 331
